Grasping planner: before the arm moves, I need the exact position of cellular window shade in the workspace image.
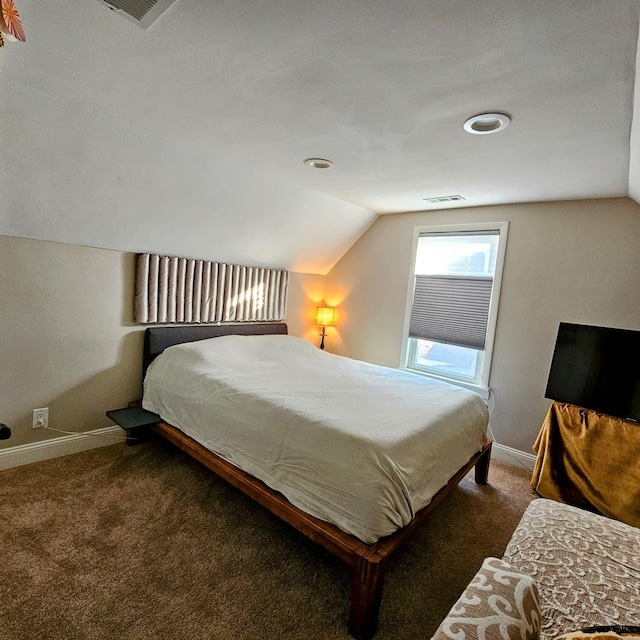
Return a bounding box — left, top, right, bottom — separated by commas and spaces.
135, 253, 288, 324
409, 274, 493, 349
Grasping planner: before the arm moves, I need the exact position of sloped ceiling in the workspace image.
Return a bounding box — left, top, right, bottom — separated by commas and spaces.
0, 1, 638, 273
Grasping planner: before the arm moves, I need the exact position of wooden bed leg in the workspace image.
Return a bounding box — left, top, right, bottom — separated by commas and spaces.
348, 549, 387, 640
474, 440, 492, 485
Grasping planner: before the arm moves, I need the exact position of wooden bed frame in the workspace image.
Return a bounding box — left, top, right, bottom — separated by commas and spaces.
143, 322, 492, 639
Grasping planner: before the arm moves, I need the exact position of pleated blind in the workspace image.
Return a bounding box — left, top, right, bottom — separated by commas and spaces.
135, 253, 288, 324
409, 274, 493, 349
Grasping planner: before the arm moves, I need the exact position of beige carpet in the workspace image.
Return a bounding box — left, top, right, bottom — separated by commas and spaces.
0, 439, 536, 640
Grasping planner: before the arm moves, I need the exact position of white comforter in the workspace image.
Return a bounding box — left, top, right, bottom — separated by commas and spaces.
143, 334, 488, 543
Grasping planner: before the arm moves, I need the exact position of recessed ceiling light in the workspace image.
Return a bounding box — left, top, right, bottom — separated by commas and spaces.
463, 112, 511, 135
304, 158, 335, 169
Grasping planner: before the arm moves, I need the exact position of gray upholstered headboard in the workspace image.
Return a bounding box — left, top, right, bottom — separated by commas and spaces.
135, 254, 288, 325
142, 322, 288, 374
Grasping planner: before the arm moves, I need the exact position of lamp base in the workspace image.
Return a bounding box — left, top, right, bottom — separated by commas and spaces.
319, 327, 326, 350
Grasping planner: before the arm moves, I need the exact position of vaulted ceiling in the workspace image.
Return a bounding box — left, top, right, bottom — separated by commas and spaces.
1, 1, 638, 273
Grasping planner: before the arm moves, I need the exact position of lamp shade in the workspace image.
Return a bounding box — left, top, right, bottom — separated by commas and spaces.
315, 306, 336, 327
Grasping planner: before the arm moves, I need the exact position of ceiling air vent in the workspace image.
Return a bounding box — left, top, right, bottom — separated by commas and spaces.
423, 195, 465, 205
97, 0, 178, 29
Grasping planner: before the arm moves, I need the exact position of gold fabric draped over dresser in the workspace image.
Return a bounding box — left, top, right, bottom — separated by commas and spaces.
532, 401, 640, 528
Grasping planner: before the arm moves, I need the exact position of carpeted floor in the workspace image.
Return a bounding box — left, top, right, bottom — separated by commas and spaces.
0, 439, 536, 639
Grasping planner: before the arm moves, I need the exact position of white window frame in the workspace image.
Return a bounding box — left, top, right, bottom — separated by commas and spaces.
400, 221, 509, 396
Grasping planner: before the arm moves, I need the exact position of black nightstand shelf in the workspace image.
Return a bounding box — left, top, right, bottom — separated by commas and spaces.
106, 406, 160, 445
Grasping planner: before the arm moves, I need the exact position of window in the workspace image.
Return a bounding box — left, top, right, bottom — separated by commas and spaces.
401, 222, 508, 393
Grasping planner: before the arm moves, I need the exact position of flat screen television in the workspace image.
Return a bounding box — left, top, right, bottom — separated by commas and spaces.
545, 322, 640, 422
545, 322, 640, 421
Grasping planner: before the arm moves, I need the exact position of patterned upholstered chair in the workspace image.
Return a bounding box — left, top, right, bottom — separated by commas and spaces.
432, 499, 640, 640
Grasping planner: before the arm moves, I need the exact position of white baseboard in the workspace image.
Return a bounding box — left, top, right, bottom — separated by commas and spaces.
0, 426, 123, 471
492, 442, 537, 471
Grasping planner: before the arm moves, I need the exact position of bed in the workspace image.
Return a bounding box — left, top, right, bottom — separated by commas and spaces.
141, 322, 492, 639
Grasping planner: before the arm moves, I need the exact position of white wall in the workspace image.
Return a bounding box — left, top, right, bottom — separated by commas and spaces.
324, 198, 640, 453
629, 25, 640, 204
0, 236, 141, 448
283, 271, 327, 345
0, 235, 323, 451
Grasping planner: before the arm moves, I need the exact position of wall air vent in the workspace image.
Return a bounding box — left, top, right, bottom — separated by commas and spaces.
97, 0, 179, 29
423, 195, 466, 205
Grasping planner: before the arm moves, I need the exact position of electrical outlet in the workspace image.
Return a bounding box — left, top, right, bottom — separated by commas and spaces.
32, 407, 49, 429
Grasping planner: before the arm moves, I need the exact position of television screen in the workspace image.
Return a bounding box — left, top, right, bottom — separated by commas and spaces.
545, 323, 640, 422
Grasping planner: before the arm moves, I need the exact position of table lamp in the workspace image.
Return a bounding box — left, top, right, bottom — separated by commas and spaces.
315, 306, 336, 350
